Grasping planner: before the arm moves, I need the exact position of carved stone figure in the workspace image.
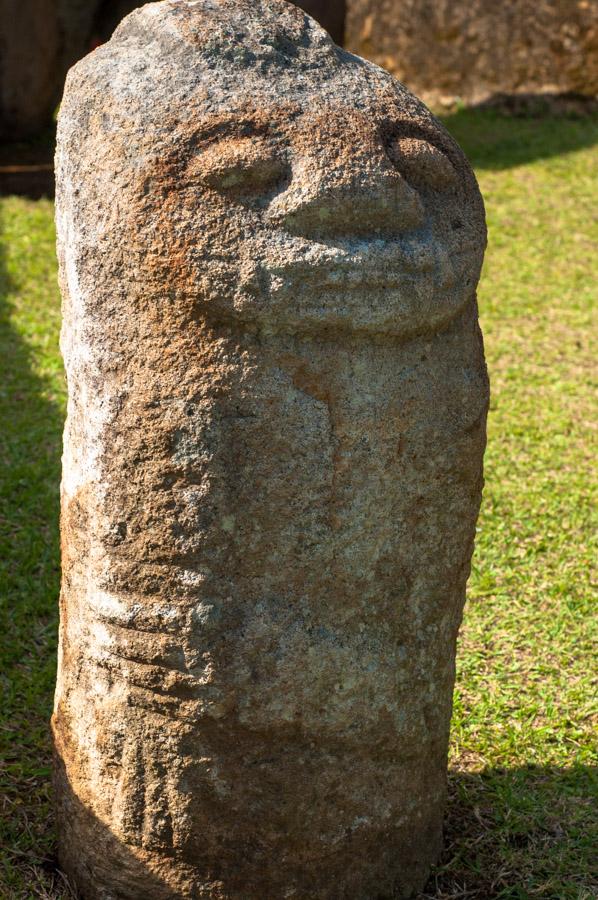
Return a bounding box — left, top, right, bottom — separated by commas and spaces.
347, 0, 598, 107
53, 1, 488, 897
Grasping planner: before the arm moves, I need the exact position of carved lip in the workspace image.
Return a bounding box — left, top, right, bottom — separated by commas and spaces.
264, 237, 443, 291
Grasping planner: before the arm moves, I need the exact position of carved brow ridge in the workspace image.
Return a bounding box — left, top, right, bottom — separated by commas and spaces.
189, 113, 294, 147
188, 114, 456, 162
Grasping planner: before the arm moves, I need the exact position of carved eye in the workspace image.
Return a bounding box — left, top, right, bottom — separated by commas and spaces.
387, 137, 458, 191
191, 135, 287, 194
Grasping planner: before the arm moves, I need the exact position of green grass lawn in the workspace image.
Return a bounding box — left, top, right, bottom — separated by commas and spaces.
1, 109, 597, 899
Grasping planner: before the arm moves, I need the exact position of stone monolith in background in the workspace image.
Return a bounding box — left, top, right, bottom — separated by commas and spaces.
347, 0, 598, 106
53, 1, 488, 897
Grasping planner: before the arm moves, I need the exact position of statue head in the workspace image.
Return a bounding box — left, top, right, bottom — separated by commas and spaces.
57, 0, 485, 341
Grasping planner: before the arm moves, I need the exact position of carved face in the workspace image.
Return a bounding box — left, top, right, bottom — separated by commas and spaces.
153, 102, 485, 338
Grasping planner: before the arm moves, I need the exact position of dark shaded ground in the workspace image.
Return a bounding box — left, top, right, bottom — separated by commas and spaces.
0, 125, 56, 199
439, 95, 598, 170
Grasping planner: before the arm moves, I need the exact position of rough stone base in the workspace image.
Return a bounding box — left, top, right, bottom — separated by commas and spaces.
55, 751, 443, 899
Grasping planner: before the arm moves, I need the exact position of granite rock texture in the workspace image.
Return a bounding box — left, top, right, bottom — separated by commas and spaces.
347, 0, 598, 106
53, 1, 489, 897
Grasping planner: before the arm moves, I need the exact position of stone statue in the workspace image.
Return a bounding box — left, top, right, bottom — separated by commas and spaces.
53, 1, 488, 897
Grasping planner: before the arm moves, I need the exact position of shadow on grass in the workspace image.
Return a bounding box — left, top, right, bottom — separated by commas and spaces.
440, 98, 598, 171
423, 765, 598, 899
0, 206, 65, 895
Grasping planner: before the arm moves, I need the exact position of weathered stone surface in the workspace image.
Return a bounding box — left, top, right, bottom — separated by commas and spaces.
97, 0, 347, 46
53, 1, 488, 897
347, 0, 598, 106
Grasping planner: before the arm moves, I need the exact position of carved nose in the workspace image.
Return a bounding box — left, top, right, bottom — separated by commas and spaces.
267, 161, 425, 238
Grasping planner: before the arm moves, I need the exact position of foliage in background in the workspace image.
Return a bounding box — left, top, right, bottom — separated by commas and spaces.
0, 109, 597, 898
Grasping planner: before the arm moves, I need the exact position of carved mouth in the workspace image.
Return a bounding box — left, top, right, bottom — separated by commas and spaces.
230, 235, 479, 336
265, 237, 449, 293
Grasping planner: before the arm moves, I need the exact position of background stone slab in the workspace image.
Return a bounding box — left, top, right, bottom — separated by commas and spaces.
347, 0, 598, 106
